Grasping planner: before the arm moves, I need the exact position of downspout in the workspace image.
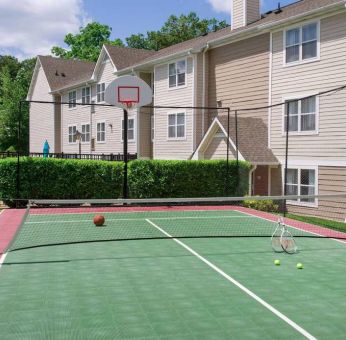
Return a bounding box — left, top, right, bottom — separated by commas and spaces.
249, 165, 257, 196
202, 43, 210, 138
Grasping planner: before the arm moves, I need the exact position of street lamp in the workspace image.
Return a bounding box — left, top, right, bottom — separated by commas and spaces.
75, 130, 82, 157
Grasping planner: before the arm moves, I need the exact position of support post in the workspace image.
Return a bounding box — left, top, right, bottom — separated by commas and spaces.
235, 110, 239, 193
123, 109, 129, 199
283, 102, 290, 217
226, 108, 230, 195
16, 101, 22, 206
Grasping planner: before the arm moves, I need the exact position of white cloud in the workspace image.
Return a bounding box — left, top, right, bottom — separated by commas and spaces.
206, 0, 232, 13
0, 0, 90, 59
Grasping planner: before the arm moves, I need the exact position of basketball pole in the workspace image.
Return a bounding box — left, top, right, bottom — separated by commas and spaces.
123, 109, 129, 199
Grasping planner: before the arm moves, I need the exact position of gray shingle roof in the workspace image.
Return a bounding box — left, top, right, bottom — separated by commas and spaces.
217, 115, 278, 164
38, 56, 95, 92
120, 0, 344, 70
104, 45, 157, 70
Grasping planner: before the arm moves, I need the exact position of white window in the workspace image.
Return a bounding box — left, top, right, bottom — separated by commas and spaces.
82, 87, 91, 105
97, 122, 106, 142
81, 123, 90, 143
286, 168, 316, 204
284, 96, 317, 133
151, 114, 154, 141
285, 22, 318, 64
68, 91, 77, 108
122, 118, 135, 141
97, 83, 105, 103
168, 113, 185, 139
169, 60, 186, 88
68, 125, 77, 143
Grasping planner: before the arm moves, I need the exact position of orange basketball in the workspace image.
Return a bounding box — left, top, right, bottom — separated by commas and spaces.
93, 215, 105, 227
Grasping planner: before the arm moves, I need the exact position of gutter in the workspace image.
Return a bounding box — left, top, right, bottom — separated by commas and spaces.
202, 43, 210, 138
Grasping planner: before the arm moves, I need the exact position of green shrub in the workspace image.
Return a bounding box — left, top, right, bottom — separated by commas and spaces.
243, 197, 279, 212
128, 160, 250, 198
0, 157, 123, 203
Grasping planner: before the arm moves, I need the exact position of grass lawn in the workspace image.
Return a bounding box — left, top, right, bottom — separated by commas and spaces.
286, 213, 346, 233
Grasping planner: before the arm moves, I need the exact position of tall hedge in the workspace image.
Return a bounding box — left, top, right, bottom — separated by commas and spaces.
0, 158, 250, 203
128, 160, 250, 198
0, 157, 123, 201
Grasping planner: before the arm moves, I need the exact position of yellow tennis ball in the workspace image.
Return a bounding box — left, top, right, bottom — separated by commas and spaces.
297, 263, 303, 269
274, 260, 280, 266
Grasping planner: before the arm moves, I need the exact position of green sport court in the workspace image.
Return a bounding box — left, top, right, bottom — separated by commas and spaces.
0, 202, 346, 339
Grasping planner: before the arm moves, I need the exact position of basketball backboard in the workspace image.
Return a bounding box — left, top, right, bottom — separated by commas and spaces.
105, 75, 153, 110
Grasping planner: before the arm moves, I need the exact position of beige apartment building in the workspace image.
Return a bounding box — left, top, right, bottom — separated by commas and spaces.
28, 0, 346, 219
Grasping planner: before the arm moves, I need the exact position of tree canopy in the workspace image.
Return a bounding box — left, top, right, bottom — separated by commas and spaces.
126, 12, 228, 50
51, 22, 124, 62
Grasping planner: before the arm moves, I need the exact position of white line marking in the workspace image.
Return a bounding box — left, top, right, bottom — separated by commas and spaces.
25, 215, 256, 225
0, 252, 8, 270
239, 209, 346, 245
145, 218, 317, 340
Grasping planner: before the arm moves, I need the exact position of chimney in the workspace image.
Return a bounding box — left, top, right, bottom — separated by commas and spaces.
231, 0, 261, 30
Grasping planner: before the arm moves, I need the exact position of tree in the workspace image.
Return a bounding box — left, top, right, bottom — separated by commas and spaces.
0, 56, 20, 98
126, 12, 228, 50
0, 58, 35, 152
51, 22, 124, 62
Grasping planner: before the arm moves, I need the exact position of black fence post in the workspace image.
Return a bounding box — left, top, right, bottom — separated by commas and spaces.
16, 101, 22, 207
283, 101, 290, 217
235, 110, 239, 194
123, 109, 129, 199
225, 108, 230, 195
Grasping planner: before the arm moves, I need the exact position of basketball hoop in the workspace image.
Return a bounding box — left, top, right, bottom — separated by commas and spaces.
105, 76, 152, 110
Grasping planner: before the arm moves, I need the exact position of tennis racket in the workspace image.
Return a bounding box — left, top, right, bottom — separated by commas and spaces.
271, 218, 284, 253
280, 224, 297, 254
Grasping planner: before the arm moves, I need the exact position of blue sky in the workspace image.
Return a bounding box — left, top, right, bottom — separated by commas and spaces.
84, 0, 295, 41
0, 0, 296, 59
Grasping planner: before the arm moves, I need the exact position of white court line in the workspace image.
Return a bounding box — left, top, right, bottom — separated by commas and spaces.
25, 215, 257, 225
0, 252, 8, 271
145, 218, 317, 340
238, 209, 346, 245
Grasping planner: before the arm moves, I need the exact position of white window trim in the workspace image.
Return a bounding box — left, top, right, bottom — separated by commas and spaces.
68, 90, 77, 110
96, 82, 106, 103
167, 58, 187, 90
282, 165, 318, 208
96, 120, 106, 144
167, 111, 187, 141
281, 93, 319, 136
283, 20, 320, 67
121, 117, 136, 143
81, 122, 91, 144
68, 124, 77, 144
81, 87, 91, 106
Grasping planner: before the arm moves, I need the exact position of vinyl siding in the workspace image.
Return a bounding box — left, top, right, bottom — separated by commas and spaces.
246, 0, 260, 25
208, 33, 270, 124
204, 136, 236, 160
270, 13, 346, 162
61, 60, 137, 155
232, 0, 245, 30
153, 57, 194, 160
29, 65, 55, 152
288, 167, 346, 222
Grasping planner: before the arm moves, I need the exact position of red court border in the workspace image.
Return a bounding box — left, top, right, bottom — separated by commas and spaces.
28, 204, 346, 241
0, 209, 27, 253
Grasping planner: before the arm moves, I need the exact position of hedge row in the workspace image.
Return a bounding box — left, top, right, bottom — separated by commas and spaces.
0, 158, 250, 202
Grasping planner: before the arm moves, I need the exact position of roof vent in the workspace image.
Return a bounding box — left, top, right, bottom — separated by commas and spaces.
274, 2, 282, 14
61, 73, 66, 77
55, 70, 59, 76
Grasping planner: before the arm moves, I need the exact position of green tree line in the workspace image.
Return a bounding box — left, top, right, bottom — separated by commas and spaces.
0, 13, 228, 151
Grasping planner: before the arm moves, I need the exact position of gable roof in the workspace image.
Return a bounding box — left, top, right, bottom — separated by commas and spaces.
194, 115, 278, 165
104, 45, 157, 70
38, 55, 95, 92
117, 0, 345, 72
